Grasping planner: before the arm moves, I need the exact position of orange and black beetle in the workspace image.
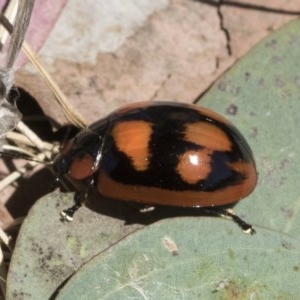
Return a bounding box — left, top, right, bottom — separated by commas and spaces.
54, 102, 257, 233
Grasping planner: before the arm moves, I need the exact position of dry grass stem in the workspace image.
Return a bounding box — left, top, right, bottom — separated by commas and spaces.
22, 42, 87, 128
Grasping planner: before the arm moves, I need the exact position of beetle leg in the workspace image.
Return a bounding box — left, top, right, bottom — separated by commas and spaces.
60, 192, 84, 222
203, 208, 256, 235
60, 178, 94, 221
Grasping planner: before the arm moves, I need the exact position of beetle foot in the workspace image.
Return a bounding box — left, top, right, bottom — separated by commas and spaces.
61, 190, 88, 221
229, 214, 255, 234
203, 208, 256, 235
60, 208, 75, 222
60, 203, 81, 222
219, 209, 256, 235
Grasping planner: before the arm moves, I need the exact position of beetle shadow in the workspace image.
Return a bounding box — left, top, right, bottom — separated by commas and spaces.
85, 190, 235, 226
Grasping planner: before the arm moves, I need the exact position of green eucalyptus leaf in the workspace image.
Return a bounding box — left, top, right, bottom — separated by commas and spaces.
6, 192, 144, 299
56, 218, 300, 299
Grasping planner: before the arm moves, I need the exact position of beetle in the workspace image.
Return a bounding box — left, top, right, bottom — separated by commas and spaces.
54, 101, 257, 233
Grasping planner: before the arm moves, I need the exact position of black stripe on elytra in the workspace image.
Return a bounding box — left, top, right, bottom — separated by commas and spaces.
108, 103, 254, 164
100, 104, 248, 192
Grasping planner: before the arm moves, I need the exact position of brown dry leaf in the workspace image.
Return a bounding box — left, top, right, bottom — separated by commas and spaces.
220, 0, 300, 58
16, 0, 227, 126
16, 0, 299, 127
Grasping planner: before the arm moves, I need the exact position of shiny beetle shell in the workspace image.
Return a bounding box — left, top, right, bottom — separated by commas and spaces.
54, 101, 257, 208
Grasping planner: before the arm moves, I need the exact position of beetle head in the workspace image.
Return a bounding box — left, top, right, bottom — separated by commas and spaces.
53, 129, 104, 181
